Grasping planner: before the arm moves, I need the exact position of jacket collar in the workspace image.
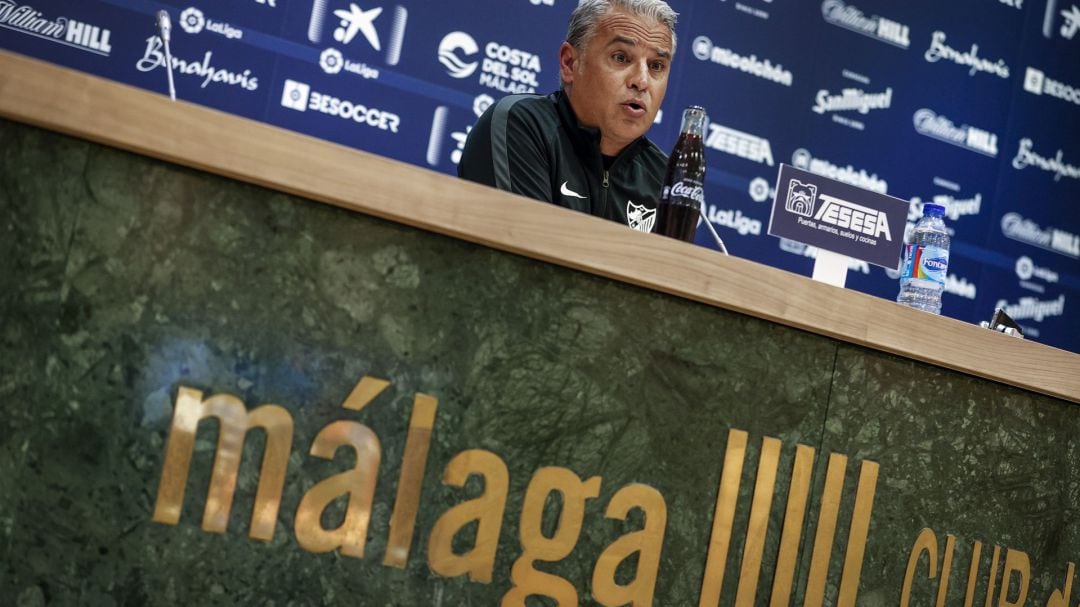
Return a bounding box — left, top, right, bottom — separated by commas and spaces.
552, 90, 649, 164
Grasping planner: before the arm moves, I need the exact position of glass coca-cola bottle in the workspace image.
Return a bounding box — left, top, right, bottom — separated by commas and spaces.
655, 106, 708, 242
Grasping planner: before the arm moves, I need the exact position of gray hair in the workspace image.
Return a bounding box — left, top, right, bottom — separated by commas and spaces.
566, 0, 678, 53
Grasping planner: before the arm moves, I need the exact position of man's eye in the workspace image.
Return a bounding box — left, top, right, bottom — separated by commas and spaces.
612, 52, 627, 62
650, 61, 667, 72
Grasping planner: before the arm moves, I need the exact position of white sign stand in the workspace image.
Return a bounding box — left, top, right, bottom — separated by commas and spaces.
811, 249, 850, 288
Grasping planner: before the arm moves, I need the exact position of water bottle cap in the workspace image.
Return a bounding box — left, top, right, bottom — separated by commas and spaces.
924, 203, 946, 217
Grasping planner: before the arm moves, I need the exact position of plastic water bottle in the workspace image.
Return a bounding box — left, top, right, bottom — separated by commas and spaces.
896, 203, 950, 314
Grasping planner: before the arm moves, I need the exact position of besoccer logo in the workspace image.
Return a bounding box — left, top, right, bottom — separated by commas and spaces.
438, 31, 479, 79
281, 79, 311, 111
320, 47, 345, 74
785, 179, 818, 217
179, 7, 206, 34
1024, 67, 1045, 94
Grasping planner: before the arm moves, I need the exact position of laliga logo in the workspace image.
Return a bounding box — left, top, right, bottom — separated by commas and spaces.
439, 31, 480, 79
179, 7, 205, 34
178, 6, 242, 40
749, 177, 773, 203
320, 48, 345, 74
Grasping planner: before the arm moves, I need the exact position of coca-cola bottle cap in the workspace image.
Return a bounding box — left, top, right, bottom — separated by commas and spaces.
680, 106, 708, 135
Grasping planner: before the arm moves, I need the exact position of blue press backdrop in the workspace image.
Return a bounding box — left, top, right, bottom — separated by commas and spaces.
2, 0, 1077, 351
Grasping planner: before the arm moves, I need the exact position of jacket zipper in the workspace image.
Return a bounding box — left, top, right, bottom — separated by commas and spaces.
600, 169, 610, 217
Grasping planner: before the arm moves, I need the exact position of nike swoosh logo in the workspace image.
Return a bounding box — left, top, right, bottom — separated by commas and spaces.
560, 181, 587, 199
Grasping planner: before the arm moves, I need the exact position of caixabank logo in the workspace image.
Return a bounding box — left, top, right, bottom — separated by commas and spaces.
308, 1, 408, 78
426, 93, 495, 168
0, 1, 113, 56
437, 30, 542, 94
1042, 2, 1080, 40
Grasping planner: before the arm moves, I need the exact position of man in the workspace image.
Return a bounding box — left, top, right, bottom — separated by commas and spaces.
458, 0, 677, 233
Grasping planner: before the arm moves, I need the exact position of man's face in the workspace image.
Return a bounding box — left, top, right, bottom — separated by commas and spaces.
560, 9, 673, 156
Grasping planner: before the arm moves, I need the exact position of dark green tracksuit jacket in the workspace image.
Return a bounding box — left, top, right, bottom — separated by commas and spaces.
457, 90, 668, 233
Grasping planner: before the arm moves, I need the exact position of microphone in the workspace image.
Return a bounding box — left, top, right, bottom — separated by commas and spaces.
156, 10, 177, 101
156, 10, 171, 44
699, 208, 729, 256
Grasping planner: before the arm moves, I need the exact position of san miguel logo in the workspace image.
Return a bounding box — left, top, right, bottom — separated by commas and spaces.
150, 375, 1078, 604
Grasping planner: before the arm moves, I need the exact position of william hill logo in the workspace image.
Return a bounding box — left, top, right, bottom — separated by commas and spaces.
0, 2, 112, 56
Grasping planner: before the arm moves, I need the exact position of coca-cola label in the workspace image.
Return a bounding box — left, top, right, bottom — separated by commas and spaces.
667, 180, 705, 205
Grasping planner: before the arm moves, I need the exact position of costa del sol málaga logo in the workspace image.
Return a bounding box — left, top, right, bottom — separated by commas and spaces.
438, 31, 479, 79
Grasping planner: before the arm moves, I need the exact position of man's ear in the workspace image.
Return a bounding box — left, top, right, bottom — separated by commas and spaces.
559, 42, 577, 87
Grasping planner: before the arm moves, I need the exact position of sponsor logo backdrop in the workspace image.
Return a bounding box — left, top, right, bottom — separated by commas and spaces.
3, 0, 1077, 351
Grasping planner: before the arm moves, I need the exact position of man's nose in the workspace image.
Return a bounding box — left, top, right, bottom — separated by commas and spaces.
628, 60, 650, 91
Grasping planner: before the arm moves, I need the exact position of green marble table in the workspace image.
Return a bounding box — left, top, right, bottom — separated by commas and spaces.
1, 116, 1078, 607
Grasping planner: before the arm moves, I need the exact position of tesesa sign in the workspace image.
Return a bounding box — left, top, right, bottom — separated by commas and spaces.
768, 164, 909, 268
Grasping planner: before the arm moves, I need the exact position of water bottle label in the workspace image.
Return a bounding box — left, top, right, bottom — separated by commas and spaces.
901, 244, 949, 285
